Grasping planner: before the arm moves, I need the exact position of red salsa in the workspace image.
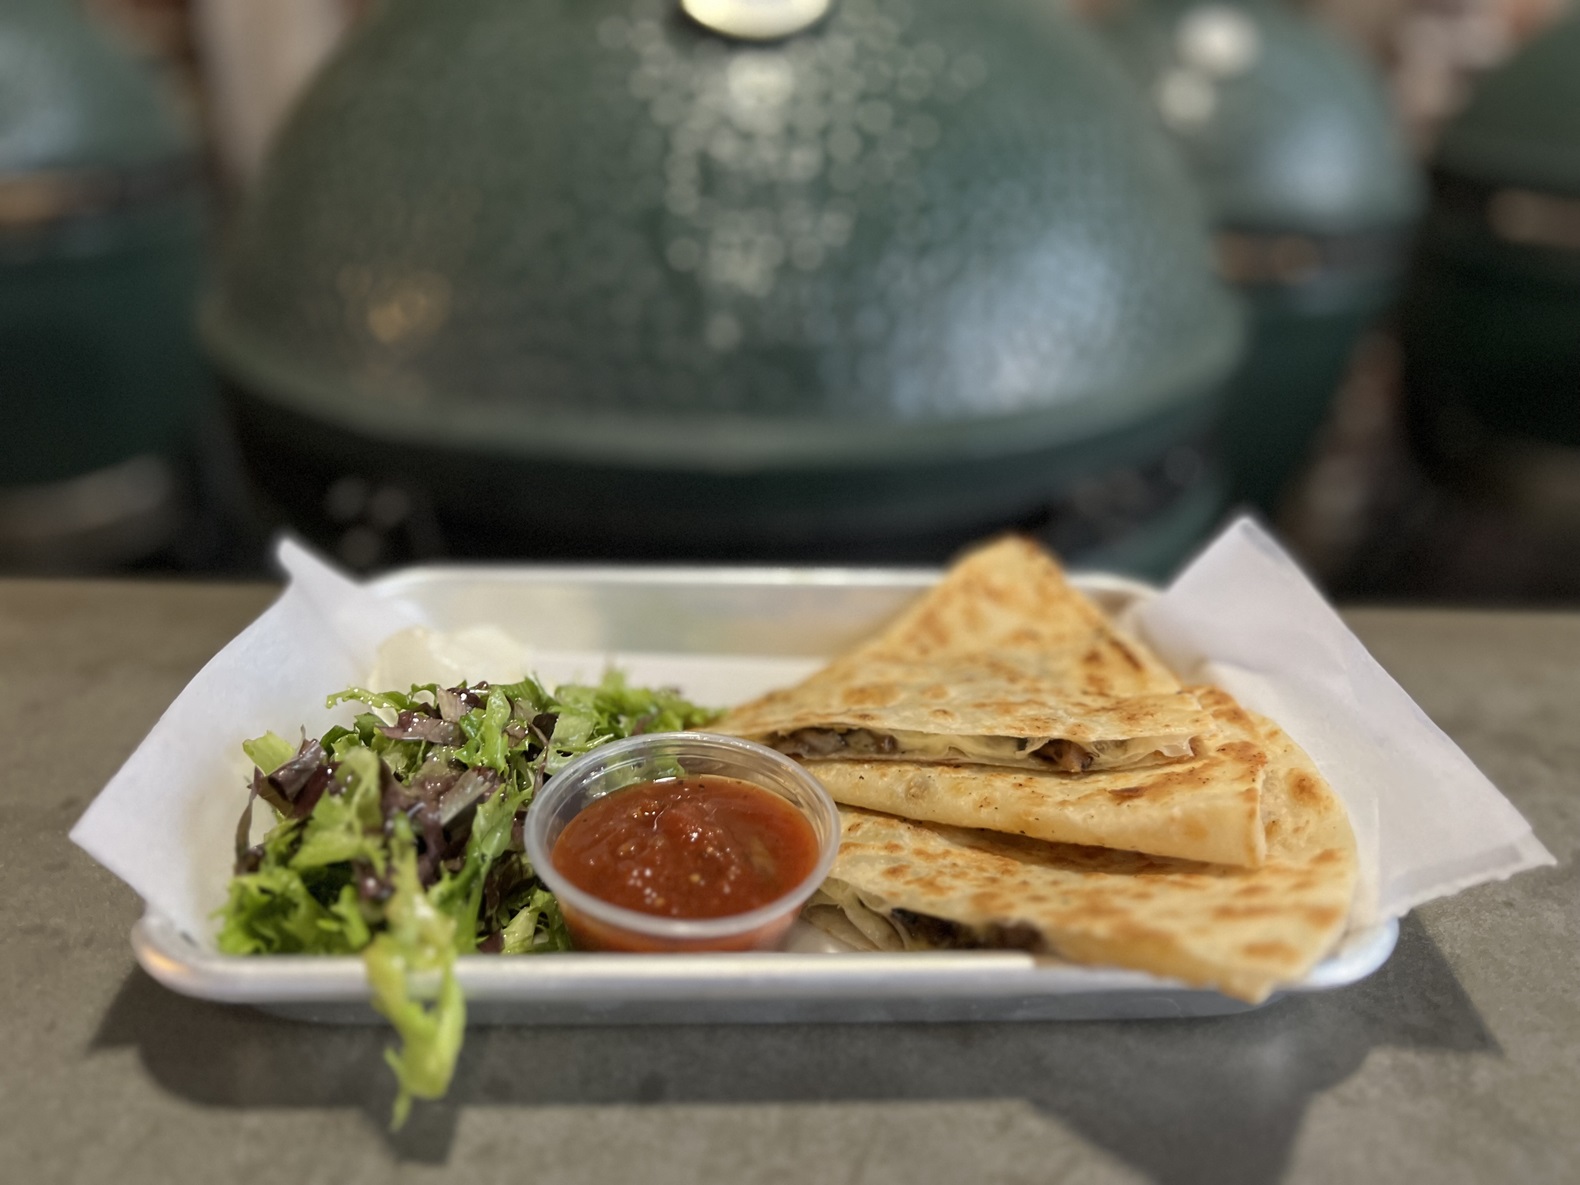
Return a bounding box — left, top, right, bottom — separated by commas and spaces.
551, 775, 821, 919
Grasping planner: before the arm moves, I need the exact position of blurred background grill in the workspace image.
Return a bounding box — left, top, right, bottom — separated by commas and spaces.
1097, 0, 1422, 518
0, 0, 208, 571
2, 0, 1578, 599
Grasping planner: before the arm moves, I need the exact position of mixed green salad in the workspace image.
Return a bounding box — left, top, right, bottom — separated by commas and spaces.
219, 671, 717, 1126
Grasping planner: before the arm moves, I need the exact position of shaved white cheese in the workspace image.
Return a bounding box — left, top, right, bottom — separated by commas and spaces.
367, 625, 532, 691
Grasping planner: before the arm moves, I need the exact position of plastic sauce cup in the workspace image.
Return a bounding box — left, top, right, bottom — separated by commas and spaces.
525, 733, 841, 952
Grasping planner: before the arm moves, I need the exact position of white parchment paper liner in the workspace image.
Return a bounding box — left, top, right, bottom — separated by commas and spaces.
72, 520, 1553, 947
72, 540, 422, 943
1130, 519, 1554, 925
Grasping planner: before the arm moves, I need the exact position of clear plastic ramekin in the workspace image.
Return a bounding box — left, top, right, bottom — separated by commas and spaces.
524, 732, 840, 952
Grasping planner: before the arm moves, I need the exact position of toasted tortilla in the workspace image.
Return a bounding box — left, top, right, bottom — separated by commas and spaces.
804, 685, 1269, 867
804, 714, 1357, 1002
711, 536, 1216, 772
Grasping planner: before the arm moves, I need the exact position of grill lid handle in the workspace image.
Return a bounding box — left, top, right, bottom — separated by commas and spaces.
680, 0, 832, 41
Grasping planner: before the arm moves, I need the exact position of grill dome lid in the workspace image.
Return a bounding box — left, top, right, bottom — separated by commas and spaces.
1436, 12, 1580, 197
1098, 0, 1420, 236
205, 0, 1242, 470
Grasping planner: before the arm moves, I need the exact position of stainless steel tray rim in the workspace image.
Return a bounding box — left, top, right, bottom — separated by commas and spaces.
132, 913, 1399, 1008
370, 563, 1159, 597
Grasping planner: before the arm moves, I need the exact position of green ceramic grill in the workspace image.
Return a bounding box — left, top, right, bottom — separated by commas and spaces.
1403, 12, 1580, 475
1098, 0, 1421, 514
0, 0, 207, 568
206, 0, 1243, 572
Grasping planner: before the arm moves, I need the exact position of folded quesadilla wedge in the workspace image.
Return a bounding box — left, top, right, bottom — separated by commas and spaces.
712, 536, 1216, 773
804, 685, 1269, 867
804, 714, 1357, 1002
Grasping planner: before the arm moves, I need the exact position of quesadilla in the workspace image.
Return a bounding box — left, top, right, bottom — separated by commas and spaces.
804, 714, 1357, 1002
712, 536, 1216, 773
804, 685, 1269, 867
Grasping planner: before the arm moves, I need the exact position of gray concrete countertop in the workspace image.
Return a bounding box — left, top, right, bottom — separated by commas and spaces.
1, 581, 1574, 1185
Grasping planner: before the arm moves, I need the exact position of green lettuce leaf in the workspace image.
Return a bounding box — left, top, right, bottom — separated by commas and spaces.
453, 686, 511, 775
427, 765, 536, 952
500, 887, 571, 954
543, 670, 717, 772
364, 816, 465, 1131
242, 731, 298, 776
325, 687, 417, 713
217, 866, 366, 955
288, 747, 386, 873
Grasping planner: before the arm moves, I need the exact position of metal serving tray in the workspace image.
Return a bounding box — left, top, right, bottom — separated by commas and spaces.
131, 563, 1398, 1024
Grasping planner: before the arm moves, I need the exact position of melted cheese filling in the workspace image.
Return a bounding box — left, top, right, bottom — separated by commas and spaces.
775, 728, 1192, 769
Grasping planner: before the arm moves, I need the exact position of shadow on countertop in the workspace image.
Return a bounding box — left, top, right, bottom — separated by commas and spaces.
89, 914, 1493, 1185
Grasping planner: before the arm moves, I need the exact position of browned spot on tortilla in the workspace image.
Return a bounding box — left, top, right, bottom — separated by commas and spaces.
1303, 906, 1342, 929
1289, 773, 1323, 807
843, 683, 899, 707
1312, 849, 1345, 866
1107, 786, 1145, 800
1242, 940, 1299, 961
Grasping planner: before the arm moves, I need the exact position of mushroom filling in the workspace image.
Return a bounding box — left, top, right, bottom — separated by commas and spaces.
772, 728, 1192, 770
807, 884, 1042, 954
